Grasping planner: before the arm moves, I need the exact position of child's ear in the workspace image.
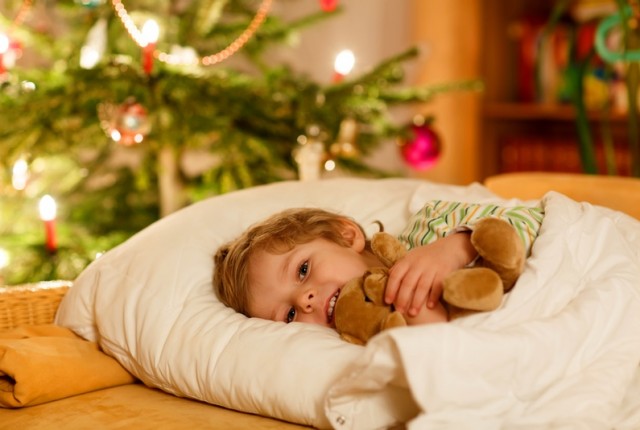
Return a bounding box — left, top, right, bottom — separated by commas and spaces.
341, 221, 366, 252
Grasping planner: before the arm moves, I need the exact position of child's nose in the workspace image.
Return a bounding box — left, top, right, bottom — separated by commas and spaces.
296, 289, 316, 312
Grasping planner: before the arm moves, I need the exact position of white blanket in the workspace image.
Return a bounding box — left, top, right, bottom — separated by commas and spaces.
326, 192, 640, 429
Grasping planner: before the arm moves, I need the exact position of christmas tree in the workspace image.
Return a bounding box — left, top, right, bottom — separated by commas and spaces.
0, 0, 480, 285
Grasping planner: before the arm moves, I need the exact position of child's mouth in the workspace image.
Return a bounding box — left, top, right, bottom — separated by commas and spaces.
327, 289, 340, 323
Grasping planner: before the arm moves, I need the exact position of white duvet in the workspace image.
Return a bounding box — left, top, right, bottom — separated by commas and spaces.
55, 178, 640, 430
326, 192, 640, 429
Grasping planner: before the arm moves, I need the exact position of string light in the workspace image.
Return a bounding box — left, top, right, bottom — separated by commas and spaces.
110, 0, 272, 67
8, 0, 270, 68
110, 0, 146, 47
10, 0, 33, 31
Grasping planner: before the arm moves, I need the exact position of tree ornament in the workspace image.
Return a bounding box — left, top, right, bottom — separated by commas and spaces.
102, 98, 151, 146
319, 0, 339, 12
399, 117, 442, 170
80, 18, 107, 69
293, 125, 326, 181
330, 117, 359, 158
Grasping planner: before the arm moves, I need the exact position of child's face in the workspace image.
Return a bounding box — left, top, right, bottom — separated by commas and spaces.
247, 235, 378, 327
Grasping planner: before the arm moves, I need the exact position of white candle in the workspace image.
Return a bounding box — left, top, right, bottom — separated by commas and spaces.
0, 32, 8, 75
38, 195, 58, 253
333, 49, 355, 83
141, 19, 160, 75
11, 158, 29, 190
0, 247, 8, 286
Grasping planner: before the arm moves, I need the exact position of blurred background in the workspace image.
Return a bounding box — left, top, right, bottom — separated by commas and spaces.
0, 0, 636, 284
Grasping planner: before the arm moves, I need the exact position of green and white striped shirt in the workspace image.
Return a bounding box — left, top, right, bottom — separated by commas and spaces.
398, 200, 544, 256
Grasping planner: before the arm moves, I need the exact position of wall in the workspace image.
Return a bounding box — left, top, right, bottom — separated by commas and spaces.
409, 0, 482, 185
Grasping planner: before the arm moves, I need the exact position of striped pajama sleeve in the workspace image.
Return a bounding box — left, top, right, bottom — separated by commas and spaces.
398, 200, 544, 257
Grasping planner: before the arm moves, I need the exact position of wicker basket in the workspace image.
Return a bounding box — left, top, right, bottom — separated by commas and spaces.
0, 280, 72, 331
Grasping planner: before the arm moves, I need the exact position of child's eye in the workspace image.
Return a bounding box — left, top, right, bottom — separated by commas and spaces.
286, 307, 296, 323
297, 260, 309, 281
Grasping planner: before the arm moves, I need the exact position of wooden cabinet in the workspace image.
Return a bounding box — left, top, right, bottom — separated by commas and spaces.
479, 0, 632, 178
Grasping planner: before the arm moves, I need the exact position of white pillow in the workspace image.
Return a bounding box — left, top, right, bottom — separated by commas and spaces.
55, 177, 501, 428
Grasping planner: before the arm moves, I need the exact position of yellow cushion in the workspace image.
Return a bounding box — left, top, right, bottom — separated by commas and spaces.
0, 324, 135, 408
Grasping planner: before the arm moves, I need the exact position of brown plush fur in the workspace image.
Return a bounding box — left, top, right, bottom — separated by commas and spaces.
334, 217, 525, 345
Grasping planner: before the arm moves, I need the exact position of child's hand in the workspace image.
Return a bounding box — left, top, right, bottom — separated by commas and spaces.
384, 232, 476, 317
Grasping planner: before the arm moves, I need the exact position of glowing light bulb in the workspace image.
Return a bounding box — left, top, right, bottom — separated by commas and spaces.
12, 158, 29, 190
39, 195, 57, 221
39, 195, 58, 253
0, 248, 9, 270
333, 49, 355, 82
80, 46, 100, 69
0, 32, 9, 74
0, 33, 9, 54
141, 19, 160, 46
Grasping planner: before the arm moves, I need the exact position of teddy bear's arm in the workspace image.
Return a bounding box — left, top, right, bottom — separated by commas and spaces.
382, 312, 407, 330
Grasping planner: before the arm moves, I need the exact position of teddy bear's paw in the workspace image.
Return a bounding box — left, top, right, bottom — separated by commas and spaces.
471, 217, 525, 292
382, 311, 407, 330
371, 232, 407, 267
443, 267, 503, 311
447, 306, 480, 321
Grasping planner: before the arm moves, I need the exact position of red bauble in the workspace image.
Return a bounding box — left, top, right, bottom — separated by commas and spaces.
111, 99, 151, 146
319, 0, 338, 12
400, 123, 442, 170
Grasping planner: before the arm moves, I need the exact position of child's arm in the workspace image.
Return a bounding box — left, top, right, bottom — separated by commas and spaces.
385, 231, 477, 317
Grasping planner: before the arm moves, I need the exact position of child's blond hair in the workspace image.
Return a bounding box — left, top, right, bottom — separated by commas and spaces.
213, 207, 367, 316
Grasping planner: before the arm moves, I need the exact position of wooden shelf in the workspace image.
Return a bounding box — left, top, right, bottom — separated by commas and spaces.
484, 102, 630, 122
477, 0, 632, 178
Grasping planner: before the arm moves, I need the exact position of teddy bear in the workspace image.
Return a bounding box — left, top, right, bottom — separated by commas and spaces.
333, 217, 525, 345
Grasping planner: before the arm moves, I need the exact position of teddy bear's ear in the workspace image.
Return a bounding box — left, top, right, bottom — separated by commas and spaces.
363, 268, 388, 306
371, 232, 407, 267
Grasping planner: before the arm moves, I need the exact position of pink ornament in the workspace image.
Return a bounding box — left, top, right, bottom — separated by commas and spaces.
319, 0, 338, 12
400, 123, 441, 170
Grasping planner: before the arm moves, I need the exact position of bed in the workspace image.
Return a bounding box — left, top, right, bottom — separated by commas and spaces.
1, 174, 640, 429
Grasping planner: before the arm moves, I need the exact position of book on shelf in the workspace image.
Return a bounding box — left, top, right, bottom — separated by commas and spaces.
499, 135, 632, 176
509, 9, 628, 113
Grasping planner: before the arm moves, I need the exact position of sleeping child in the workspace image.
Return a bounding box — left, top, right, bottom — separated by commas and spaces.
213, 201, 544, 327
